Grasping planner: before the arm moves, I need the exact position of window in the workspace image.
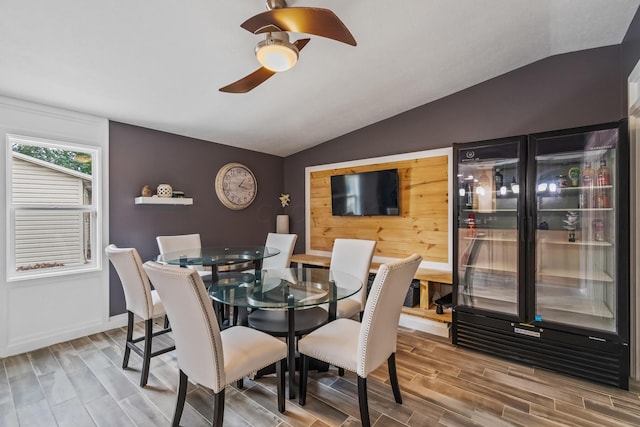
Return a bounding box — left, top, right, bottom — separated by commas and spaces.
6, 134, 101, 281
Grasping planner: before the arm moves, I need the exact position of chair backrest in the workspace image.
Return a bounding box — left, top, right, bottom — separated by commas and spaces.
262, 233, 297, 270
357, 253, 421, 378
330, 239, 377, 307
156, 233, 202, 255
142, 261, 225, 392
105, 244, 155, 320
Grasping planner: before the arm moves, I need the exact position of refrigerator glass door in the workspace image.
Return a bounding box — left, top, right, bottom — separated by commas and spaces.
533, 128, 618, 332
456, 142, 521, 316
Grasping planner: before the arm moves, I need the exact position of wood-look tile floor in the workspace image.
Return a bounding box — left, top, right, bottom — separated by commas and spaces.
1, 320, 640, 426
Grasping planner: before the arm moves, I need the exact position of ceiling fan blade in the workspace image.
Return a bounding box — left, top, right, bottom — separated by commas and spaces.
293, 37, 311, 50
241, 8, 357, 46
219, 39, 310, 94
219, 67, 276, 93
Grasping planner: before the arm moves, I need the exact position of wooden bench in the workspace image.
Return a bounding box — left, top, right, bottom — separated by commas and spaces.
290, 254, 453, 323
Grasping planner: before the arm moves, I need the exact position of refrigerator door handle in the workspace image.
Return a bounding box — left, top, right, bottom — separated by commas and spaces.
525, 215, 534, 243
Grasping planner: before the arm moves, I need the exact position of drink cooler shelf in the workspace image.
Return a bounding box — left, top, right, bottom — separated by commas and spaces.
462, 261, 614, 282
463, 235, 518, 243
538, 238, 613, 247
538, 208, 613, 212
461, 288, 614, 319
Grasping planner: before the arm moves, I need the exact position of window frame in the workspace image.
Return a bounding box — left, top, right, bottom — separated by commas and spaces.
6, 133, 102, 282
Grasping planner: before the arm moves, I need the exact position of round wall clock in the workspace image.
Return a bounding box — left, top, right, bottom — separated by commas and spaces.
215, 162, 257, 210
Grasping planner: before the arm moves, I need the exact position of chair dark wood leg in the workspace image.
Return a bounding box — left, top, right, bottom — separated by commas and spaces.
213, 389, 225, 427
163, 314, 170, 329
224, 305, 230, 325
172, 370, 188, 427
277, 359, 285, 413
287, 307, 296, 400
140, 319, 153, 387
338, 367, 345, 377
298, 354, 308, 406
357, 376, 371, 427
232, 305, 239, 326
236, 378, 244, 389
388, 353, 402, 404
122, 311, 134, 369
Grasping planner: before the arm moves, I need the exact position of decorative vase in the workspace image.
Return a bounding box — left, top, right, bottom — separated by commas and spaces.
276, 214, 289, 234
157, 184, 173, 198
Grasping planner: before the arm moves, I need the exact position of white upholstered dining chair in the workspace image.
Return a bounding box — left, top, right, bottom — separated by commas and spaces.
236, 232, 297, 325
330, 238, 377, 320
156, 233, 212, 280
105, 244, 174, 387
142, 261, 287, 427
297, 253, 422, 427
262, 232, 297, 269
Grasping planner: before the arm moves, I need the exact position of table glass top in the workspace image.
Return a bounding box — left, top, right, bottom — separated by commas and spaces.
208, 268, 362, 309
158, 245, 280, 267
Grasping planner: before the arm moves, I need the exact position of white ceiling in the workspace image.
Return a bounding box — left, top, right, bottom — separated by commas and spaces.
1, 1, 638, 157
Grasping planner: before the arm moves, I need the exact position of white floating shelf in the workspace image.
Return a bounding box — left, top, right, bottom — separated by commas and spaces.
135, 196, 193, 205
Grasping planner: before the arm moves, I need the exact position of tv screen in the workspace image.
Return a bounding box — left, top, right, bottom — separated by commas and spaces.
330, 169, 400, 216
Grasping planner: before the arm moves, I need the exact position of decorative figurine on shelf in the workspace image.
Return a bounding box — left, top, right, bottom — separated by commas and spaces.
141, 185, 152, 197
563, 211, 579, 242
156, 183, 173, 198
279, 193, 290, 208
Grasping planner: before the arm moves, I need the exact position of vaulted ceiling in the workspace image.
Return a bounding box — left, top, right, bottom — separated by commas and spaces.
1, 1, 638, 156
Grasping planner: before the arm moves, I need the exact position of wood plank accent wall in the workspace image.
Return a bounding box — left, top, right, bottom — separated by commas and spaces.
308, 155, 449, 263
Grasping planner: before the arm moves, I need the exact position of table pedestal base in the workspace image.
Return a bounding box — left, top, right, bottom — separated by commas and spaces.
248, 307, 328, 399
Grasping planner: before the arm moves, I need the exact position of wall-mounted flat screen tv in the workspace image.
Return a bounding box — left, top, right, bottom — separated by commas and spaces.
330, 169, 400, 216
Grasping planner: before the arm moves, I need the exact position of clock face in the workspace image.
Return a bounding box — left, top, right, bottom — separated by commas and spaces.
215, 163, 257, 210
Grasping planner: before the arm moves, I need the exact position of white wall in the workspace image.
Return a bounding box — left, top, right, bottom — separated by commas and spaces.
0, 96, 120, 357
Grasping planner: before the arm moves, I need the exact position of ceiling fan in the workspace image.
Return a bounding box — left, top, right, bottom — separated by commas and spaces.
219, 0, 357, 93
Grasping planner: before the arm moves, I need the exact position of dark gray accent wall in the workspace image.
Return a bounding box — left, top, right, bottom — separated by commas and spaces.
108, 122, 284, 315
284, 46, 625, 253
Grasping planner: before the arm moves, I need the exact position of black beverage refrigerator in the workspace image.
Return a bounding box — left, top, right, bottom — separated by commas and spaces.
452, 120, 630, 389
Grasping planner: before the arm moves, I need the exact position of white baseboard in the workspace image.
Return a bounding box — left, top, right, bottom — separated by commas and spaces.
2, 313, 129, 358
399, 313, 451, 338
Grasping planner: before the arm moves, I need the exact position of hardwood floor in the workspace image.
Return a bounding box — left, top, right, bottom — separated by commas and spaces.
1, 320, 640, 426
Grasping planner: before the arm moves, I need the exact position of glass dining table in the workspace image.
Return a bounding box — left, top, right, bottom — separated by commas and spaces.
209, 267, 362, 399
157, 245, 281, 282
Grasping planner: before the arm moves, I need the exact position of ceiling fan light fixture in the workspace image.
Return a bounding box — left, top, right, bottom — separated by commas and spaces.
255, 32, 299, 72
